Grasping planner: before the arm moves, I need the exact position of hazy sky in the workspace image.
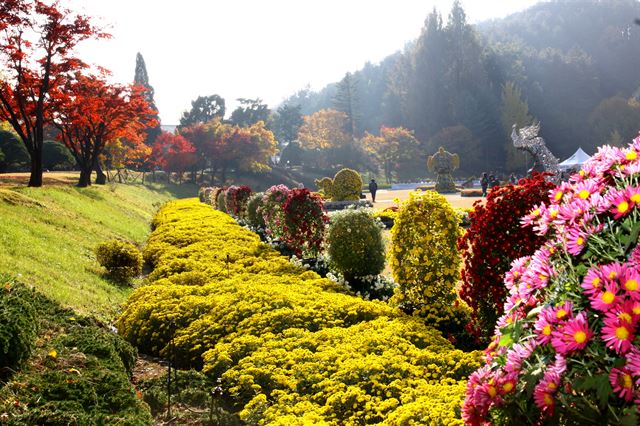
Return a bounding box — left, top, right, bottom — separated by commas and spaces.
68, 0, 541, 124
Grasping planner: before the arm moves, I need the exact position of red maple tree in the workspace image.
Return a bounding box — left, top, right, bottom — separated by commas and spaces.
151, 132, 197, 183
54, 72, 157, 187
0, 0, 105, 186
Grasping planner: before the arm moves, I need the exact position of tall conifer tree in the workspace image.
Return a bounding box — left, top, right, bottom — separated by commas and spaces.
134, 53, 162, 145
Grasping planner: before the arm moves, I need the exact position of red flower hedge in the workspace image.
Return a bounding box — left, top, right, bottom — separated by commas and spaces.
458, 173, 555, 342
225, 185, 252, 218
282, 188, 328, 257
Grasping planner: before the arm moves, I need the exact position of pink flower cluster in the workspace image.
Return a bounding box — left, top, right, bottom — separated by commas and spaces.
463, 136, 640, 424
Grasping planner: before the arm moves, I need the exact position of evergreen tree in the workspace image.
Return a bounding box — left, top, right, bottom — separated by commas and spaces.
229, 98, 270, 127
179, 95, 225, 129
500, 81, 533, 172
272, 104, 303, 146
333, 72, 361, 138
134, 52, 161, 145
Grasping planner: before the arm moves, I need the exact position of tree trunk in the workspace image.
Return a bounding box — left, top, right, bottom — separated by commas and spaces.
78, 168, 92, 187
94, 162, 107, 185
28, 149, 44, 187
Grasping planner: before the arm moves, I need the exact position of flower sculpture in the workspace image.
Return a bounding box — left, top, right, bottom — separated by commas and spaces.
463, 137, 640, 424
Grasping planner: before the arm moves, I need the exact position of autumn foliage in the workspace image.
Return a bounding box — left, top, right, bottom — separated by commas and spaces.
151, 132, 196, 181
0, 0, 106, 186
361, 126, 420, 183
55, 73, 157, 187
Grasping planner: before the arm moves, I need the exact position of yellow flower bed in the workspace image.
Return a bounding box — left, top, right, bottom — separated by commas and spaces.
117, 198, 481, 423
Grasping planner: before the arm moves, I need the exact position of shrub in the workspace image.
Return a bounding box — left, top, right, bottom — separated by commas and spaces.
95, 240, 143, 283
217, 190, 227, 213
259, 184, 290, 240
327, 208, 385, 282
224, 185, 252, 219
458, 173, 555, 342
198, 186, 215, 203
246, 192, 265, 229
282, 188, 328, 257
463, 138, 640, 425
389, 190, 468, 332
209, 187, 224, 209
0, 276, 37, 375
332, 168, 363, 201
118, 198, 482, 423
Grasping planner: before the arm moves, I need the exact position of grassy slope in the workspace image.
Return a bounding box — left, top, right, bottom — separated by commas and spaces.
0, 182, 196, 320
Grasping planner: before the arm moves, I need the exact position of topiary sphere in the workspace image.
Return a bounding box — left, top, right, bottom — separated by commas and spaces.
95, 240, 143, 283
331, 168, 363, 201
217, 191, 227, 213
246, 192, 266, 229
328, 209, 385, 278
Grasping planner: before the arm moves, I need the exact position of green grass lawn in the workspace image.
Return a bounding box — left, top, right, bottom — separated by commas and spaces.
0, 182, 196, 321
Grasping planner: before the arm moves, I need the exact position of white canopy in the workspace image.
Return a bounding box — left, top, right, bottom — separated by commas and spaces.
559, 147, 591, 170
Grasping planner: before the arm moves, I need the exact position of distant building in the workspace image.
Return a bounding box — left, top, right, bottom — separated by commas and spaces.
161, 124, 178, 134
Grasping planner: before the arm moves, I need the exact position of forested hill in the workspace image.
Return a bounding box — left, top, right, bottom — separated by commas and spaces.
282, 0, 640, 174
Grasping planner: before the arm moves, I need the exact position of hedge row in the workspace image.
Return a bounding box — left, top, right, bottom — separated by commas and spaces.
118, 199, 481, 424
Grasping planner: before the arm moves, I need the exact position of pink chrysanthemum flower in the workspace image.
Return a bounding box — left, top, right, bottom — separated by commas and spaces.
565, 226, 588, 256
609, 301, 640, 327
572, 179, 602, 202
549, 184, 570, 205
551, 301, 574, 322
534, 311, 555, 345
504, 256, 530, 291
622, 146, 639, 163
495, 308, 525, 329
550, 312, 592, 355
533, 369, 561, 416
557, 198, 591, 225
626, 348, 640, 382
589, 280, 620, 313
521, 203, 546, 230
607, 188, 633, 219
630, 245, 640, 268
497, 371, 520, 396
626, 186, 640, 206
602, 316, 635, 354
610, 367, 636, 402
601, 263, 623, 282
589, 145, 623, 175
581, 267, 605, 297
621, 266, 640, 300
505, 341, 538, 374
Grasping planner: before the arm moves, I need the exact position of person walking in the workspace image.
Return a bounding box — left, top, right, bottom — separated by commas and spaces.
489, 174, 499, 189
369, 179, 378, 203
480, 172, 489, 197
510, 173, 517, 185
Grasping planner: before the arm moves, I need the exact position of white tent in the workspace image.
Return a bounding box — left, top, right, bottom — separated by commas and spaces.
559, 147, 591, 170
